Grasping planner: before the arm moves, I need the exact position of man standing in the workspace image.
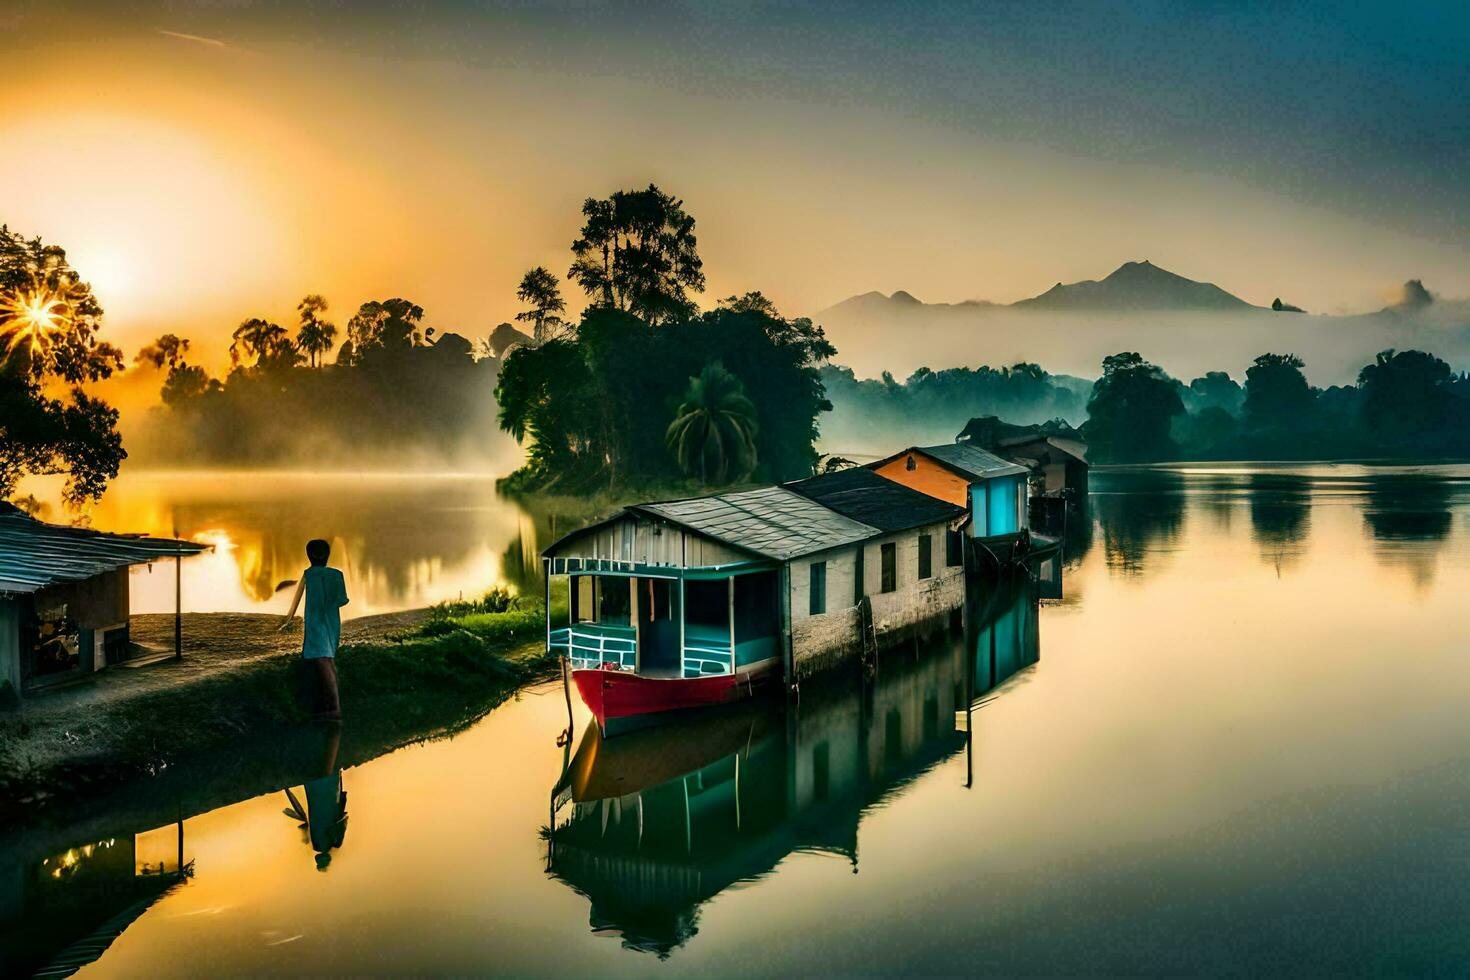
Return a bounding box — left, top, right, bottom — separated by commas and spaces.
280, 538, 349, 719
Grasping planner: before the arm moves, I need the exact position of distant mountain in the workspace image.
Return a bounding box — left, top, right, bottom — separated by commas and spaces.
1011, 260, 1256, 312
818, 289, 998, 318
817, 260, 1257, 319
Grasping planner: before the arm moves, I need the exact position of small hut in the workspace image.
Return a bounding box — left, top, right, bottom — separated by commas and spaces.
0, 503, 209, 699
956, 416, 1090, 499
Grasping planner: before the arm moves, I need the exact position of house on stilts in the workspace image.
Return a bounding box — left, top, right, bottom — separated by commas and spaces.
541, 474, 967, 734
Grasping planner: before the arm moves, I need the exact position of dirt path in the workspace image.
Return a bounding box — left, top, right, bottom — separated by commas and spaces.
14, 609, 430, 721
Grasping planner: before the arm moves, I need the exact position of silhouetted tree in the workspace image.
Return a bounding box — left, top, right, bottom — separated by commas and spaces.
515, 267, 569, 344
1082, 352, 1184, 462
134, 334, 190, 370
1186, 371, 1244, 415
296, 294, 337, 368
1244, 353, 1315, 431
342, 298, 424, 363
569, 184, 705, 325
666, 362, 759, 483
230, 317, 299, 369
1357, 349, 1453, 444
0, 225, 125, 506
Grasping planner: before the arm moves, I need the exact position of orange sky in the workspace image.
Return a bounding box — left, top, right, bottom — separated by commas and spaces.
4, 19, 1469, 373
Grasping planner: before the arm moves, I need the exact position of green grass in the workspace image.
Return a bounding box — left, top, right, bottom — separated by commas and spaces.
0, 595, 561, 819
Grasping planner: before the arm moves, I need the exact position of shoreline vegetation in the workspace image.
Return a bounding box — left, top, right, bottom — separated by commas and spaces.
0, 593, 560, 826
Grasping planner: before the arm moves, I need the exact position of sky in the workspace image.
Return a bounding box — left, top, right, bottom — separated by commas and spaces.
3, 1, 1468, 368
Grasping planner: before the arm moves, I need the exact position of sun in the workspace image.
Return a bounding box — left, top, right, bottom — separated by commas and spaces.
0, 283, 73, 362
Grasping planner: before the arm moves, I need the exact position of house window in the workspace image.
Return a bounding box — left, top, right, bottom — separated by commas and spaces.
854, 546, 865, 604
809, 561, 827, 616
918, 534, 933, 580
946, 529, 963, 567
880, 542, 897, 593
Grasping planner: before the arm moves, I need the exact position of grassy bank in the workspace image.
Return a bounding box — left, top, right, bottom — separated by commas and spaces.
0, 597, 560, 822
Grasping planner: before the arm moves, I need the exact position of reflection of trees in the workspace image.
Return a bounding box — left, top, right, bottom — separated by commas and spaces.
160, 478, 522, 605
1247, 473, 1312, 574
1361, 474, 1455, 590
1090, 469, 1186, 575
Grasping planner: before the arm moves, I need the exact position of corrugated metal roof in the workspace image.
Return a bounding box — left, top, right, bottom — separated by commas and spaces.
635, 486, 877, 561
915, 443, 1029, 480
0, 506, 211, 596
785, 468, 965, 533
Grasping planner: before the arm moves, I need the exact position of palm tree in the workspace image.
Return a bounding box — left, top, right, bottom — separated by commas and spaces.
295, 294, 337, 368
229, 317, 292, 367
665, 362, 759, 484
515, 267, 568, 344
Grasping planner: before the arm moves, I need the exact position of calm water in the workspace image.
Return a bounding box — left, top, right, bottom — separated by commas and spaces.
25, 470, 590, 615
7, 463, 1470, 975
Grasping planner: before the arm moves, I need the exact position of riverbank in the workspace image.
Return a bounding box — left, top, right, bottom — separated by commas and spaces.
0, 603, 558, 824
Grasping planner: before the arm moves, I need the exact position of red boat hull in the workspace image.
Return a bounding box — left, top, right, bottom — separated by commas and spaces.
572, 663, 774, 735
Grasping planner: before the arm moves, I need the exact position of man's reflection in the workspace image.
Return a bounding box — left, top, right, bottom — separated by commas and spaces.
282, 723, 348, 870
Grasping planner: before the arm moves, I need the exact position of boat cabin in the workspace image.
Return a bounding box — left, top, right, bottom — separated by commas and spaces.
0, 504, 210, 700
868, 444, 1030, 541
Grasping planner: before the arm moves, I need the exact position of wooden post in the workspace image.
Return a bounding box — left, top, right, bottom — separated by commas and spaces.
727, 575, 736, 673
174, 551, 182, 660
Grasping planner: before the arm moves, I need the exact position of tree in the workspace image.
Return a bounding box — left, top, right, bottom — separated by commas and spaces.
229, 317, 298, 369
485, 322, 530, 360
135, 334, 190, 370
1082, 352, 1184, 462
1357, 349, 1453, 443
666, 362, 759, 483
569, 184, 705, 326
515, 267, 569, 344
160, 363, 218, 407
295, 294, 337, 368
342, 298, 424, 363
1244, 353, 1315, 431
1187, 371, 1244, 415
0, 226, 125, 506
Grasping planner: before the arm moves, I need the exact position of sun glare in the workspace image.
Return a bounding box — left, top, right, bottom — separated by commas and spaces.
0, 283, 71, 360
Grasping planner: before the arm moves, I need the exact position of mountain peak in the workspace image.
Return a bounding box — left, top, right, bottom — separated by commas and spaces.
888, 290, 922, 305
1013, 260, 1255, 312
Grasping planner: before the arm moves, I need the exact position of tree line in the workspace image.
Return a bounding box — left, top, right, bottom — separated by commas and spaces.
1082, 349, 1470, 463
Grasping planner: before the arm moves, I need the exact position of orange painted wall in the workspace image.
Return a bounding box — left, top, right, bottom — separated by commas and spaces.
872, 453, 971, 507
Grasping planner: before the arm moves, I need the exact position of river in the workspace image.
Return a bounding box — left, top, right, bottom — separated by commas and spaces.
5, 463, 1470, 974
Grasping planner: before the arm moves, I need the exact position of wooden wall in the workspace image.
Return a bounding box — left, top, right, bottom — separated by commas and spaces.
549, 514, 749, 568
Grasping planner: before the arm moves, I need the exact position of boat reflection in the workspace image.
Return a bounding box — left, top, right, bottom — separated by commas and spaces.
545, 577, 1040, 956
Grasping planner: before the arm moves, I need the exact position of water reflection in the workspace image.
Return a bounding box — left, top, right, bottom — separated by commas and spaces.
1361, 473, 1456, 590
0, 822, 191, 977
1090, 469, 1186, 575
1247, 473, 1313, 573
545, 579, 1040, 957
281, 725, 349, 871
33, 472, 608, 615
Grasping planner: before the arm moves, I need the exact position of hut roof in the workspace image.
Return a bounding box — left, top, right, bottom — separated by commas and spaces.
785, 468, 965, 533
0, 504, 210, 596
870, 444, 1027, 482
634, 486, 875, 561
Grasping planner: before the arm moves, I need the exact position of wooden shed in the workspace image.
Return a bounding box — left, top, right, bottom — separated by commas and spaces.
0, 503, 209, 699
